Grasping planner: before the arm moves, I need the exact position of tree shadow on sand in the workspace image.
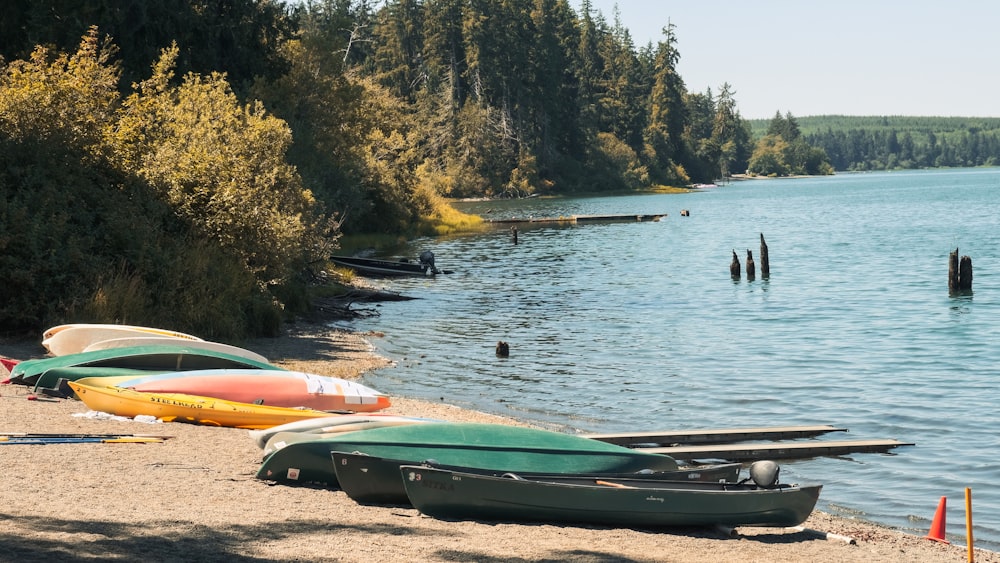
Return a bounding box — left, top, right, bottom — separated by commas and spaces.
0, 514, 436, 562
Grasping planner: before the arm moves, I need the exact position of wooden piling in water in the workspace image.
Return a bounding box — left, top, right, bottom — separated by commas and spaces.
949, 248, 973, 293
730, 250, 741, 280
959, 255, 973, 291
746, 250, 755, 281
760, 234, 770, 279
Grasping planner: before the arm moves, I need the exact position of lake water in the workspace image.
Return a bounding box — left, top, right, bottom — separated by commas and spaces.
343, 168, 1000, 549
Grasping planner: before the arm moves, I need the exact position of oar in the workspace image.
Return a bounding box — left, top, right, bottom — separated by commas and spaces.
0, 436, 165, 445
594, 480, 637, 489
0, 432, 173, 440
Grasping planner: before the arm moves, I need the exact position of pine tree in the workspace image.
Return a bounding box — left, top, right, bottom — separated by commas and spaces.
644, 22, 688, 183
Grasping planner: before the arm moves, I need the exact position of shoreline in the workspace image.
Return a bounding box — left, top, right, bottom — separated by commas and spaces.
1, 327, 995, 562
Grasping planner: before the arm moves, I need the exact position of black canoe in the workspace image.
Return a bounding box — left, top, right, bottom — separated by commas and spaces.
331, 450, 742, 506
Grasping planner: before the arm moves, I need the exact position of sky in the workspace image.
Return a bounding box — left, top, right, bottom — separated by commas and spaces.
585, 1, 1000, 119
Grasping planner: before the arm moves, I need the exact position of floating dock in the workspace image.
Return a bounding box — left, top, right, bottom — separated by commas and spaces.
487, 213, 666, 225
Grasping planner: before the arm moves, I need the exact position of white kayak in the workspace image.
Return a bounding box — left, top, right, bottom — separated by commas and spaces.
42, 324, 203, 355
249, 414, 441, 450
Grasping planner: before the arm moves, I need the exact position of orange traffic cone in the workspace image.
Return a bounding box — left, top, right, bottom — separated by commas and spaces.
925, 496, 950, 544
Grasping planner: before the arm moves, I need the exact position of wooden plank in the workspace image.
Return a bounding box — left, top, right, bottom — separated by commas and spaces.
583, 425, 847, 446
642, 439, 915, 462
574, 214, 665, 223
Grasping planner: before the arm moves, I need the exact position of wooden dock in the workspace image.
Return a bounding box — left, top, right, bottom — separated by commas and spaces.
583, 424, 847, 447
640, 439, 915, 462
487, 213, 666, 225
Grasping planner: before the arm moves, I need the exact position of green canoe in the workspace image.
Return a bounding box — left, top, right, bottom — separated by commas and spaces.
331, 450, 742, 506
402, 464, 822, 528
9, 345, 282, 391
255, 422, 679, 488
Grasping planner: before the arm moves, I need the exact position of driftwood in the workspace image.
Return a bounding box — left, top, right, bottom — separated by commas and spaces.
307, 287, 415, 321
730, 250, 741, 280
760, 234, 770, 279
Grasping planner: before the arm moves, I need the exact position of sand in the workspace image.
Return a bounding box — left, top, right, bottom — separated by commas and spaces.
1, 326, 995, 563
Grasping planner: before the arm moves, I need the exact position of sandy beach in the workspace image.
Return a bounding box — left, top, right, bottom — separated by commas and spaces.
1, 326, 995, 563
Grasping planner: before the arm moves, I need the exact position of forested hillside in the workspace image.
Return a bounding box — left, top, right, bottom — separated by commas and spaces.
1, 0, 762, 336
750, 115, 1000, 171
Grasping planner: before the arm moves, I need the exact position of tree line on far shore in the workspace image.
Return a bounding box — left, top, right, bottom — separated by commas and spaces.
751, 115, 1000, 171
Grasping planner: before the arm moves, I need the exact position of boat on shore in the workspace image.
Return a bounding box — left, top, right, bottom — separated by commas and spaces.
401, 463, 821, 528
8, 345, 282, 391
331, 450, 741, 506
82, 336, 268, 364
67, 381, 338, 429
105, 369, 391, 412
41, 323, 203, 346
330, 251, 449, 277
248, 414, 440, 449
255, 422, 679, 488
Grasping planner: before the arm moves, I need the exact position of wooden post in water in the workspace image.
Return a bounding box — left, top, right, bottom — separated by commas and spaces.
746, 250, 756, 281
760, 234, 770, 279
511, 225, 518, 245
949, 248, 973, 293
949, 249, 959, 292
959, 255, 973, 291
730, 250, 741, 280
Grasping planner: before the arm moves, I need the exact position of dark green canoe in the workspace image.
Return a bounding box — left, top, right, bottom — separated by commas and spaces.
331, 450, 742, 505
9, 345, 282, 390
255, 422, 679, 488
401, 464, 822, 528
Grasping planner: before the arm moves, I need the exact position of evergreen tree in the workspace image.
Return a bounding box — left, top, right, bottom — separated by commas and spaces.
528, 0, 584, 175
423, 0, 468, 110
575, 0, 605, 136
644, 22, 688, 183
371, 0, 424, 101
713, 82, 752, 177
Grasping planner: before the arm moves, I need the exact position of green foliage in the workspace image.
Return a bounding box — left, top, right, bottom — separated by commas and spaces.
130, 65, 334, 283
579, 132, 649, 191
0, 0, 293, 97
747, 112, 833, 176
0, 27, 336, 337
0, 27, 120, 153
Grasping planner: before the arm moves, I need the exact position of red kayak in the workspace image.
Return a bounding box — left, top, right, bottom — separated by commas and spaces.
113, 369, 391, 412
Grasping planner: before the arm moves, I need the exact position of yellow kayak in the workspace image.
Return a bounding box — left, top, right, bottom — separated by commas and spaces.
67, 381, 339, 430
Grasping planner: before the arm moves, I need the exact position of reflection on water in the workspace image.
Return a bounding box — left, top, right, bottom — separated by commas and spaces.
349, 169, 1000, 549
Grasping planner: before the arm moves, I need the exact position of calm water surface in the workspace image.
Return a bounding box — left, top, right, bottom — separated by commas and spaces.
345, 169, 1000, 549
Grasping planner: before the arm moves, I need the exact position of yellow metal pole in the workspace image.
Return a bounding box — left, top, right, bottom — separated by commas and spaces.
966, 487, 974, 563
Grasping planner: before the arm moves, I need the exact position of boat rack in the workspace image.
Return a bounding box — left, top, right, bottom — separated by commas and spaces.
583, 424, 914, 462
